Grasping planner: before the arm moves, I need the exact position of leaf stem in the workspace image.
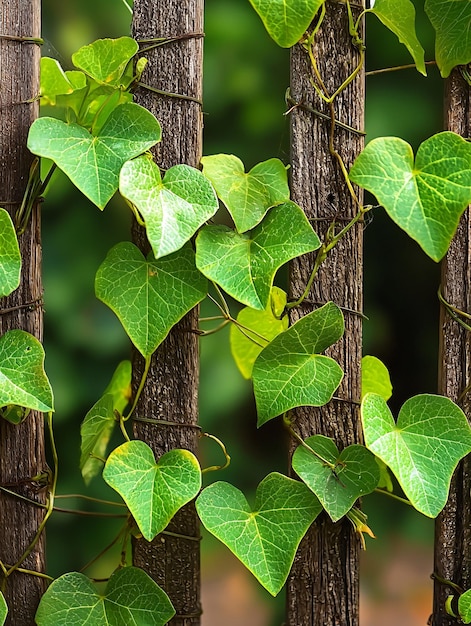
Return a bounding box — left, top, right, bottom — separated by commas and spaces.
124, 355, 151, 421
374, 488, 412, 506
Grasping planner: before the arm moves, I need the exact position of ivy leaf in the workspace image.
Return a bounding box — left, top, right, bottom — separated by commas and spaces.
200, 154, 290, 232
0, 208, 21, 297
230, 287, 288, 379
292, 435, 380, 521
71, 37, 139, 87
253, 302, 344, 426
195, 201, 320, 310
0, 592, 6, 626
103, 441, 201, 541
95, 242, 207, 358
248, 0, 325, 48
27, 102, 161, 209
80, 360, 132, 485
362, 393, 471, 517
35, 567, 175, 626
119, 156, 219, 259
368, 0, 426, 75
459, 589, 471, 624
349, 132, 471, 261
196, 473, 321, 596
361, 355, 392, 401
40, 57, 87, 105
0, 330, 53, 412
425, 0, 471, 78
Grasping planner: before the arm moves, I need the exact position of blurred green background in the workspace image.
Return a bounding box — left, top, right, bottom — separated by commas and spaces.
39, 0, 443, 624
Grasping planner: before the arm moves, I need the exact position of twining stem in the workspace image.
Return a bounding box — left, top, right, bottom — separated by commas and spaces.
137, 32, 204, 54
80, 524, 130, 573
0, 565, 53, 582
283, 413, 338, 471
366, 61, 436, 76
200, 432, 231, 474
55, 493, 126, 507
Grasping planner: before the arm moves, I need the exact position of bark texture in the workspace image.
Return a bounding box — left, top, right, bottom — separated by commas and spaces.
131, 2, 203, 624
287, 4, 364, 625
432, 70, 471, 626
0, 3, 46, 625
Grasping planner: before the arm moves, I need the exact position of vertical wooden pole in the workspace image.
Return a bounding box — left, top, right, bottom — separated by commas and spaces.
0, 3, 47, 625
131, 2, 203, 625
287, 5, 364, 625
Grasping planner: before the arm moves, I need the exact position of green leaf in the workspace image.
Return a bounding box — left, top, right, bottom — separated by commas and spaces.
349, 132, 471, 261
0, 208, 21, 297
292, 435, 380, 521
230, 287, 288, 379
425, 0, 471, 77
196, 473, 321, 596
361, 355, 392, 401
459, 589, 471, 624
103, 441, 201, 541
0, 592, 6, 626
253, 302, 344, 426
368, 0, 426, 75
40, 57, 87, 104
120, 155, 219, 258
201, 154, 290, 232
95, 242, 207, 358
196, 201, 320, 309
27, 102, 161, 209
35, 567, 175, 626
362, 393, 471, 517
248, 0, 325, 48
71, 37, 139, 87
0, 330, 53, 412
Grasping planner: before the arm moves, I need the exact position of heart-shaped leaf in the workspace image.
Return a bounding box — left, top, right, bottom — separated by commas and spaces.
0, 592, 6, 626
368, 0, 426, 75
120, 156, 219, 258
292, 435, 380, 521
0, 330, 53, 412
349, 132, 471, 261
248, 0, 325, 48
27, 102, 161, 209
459, 589, 471, 624
103, 441, 201, 541
230, 286, 288, 379
35, 567, 175, 626
95, 242, 207, 358
196, 201, 320, 310
425, 0, 471, 77
253, 302, 344, 426
200, 154, 290, 232
361, 355, 392, 401
71, 37, 138, 87
196, 472, 321, 596
0, 208, 21, 297
362, 393, 471, 517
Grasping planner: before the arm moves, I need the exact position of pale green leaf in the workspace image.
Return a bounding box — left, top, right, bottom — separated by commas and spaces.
0, 330, 53, 412
0, 592, 6, 626
120, 155, 219, 258
35, 568, 175, 626
361, 355, 392, 401
253, 302, 344, 426
0, 208, 21, 297
349, 132, 471, 261
201, 154, 290, 232
196, 201, 320, 310
425, 0, 471, 77
103, 441, 201, 541
71, 37, 139, 87
196, 473, 321, 596
459, 588, 471, 624
95, 242, 207, 358
362, 393, 471, 517
40, 57, 87, 104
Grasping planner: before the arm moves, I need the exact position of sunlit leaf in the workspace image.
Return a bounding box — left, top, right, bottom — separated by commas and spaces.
0, 208, 21, 297
361, 355, 392, 401
71, 37, 138, 87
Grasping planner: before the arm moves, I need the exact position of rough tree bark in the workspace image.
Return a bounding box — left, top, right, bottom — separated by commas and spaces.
287, 4, 364, 625
432, 69, 471, 626
0, 2, 47, 625
130, 1, 203, 624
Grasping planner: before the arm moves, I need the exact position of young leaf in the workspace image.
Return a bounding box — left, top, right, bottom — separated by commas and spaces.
103, 441, 201, 541
196, 201, 320, 310
200, 154, 290, 232
230, 286, 288, 379
368, 0, 426, 75
292, 435, 380, 521
252, 302, 344, 426
0, 330, 53, 412
0, 208, 21, 297
119, 155, 219, 259
459, 588, 471, 624
40, 57, 87, 104
361, 355, 392, 401
0, 592, 6, 626
362, 393, 471, 517
27, 102, 161, 209
425, 0, 471, 77
95, 242, 207, 358
349, 132, 471, 261
71, 37, 139, 87
248, 0, 325, 48
35, 567, 175, 626
196, 473, 322, 596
